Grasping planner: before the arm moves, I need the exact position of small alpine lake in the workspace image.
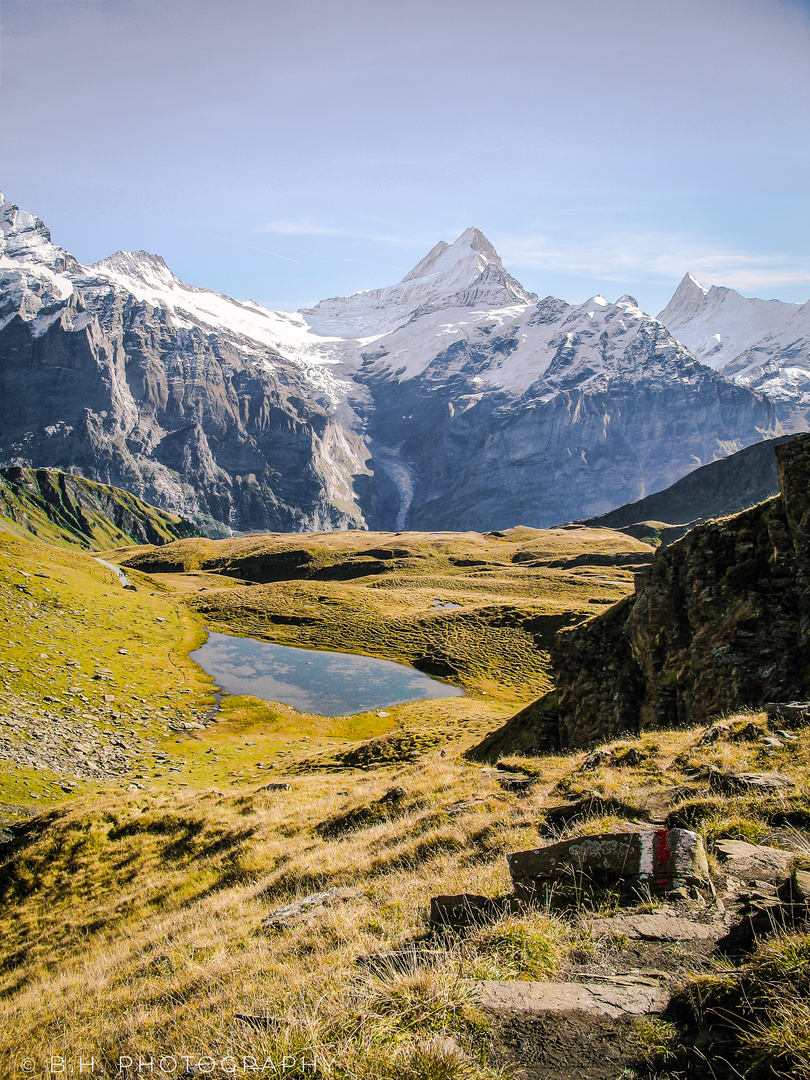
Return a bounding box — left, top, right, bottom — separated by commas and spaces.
191, 630, 464, 716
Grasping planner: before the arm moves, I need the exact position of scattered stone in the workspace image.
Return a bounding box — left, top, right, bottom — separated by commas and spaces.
718, 867, 810, 952
543, 795, 645, 836
715, 772, 794, 794
578, 744, 650, 771
696, 721, 732, 745
714, 839, 795, 886
472, 973, 669, 1019
261, 886, 363, 930
611, 745, 649, 767
446, 797, 487, 815
765, 701, 810, 728
508, 829, 712, 902
491, 771, 537, 795
578, 748, 612, 770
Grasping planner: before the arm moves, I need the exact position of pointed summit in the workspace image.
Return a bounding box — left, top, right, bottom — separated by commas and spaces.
92, 250, 187, 293
658, 272, 802, 372
302, 228, 536, 338
402, 227, 503, 285
657, 273, 712, 328
0, 194, 79, 275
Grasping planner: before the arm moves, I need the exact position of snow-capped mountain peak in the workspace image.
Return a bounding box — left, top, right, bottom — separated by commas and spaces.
401, 227, 499, 284
658, 272, 804, 372
301, 228, 537, 338
0, 192, 79, 276
92, 249, 186, 293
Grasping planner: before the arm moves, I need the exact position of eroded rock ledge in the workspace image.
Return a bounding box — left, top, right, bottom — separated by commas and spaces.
473, 432, 810, 755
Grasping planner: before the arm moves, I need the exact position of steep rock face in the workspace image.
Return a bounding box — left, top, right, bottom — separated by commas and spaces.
0, 195, 369, 534
472, 434, 810, 755
357, 297, 783, 530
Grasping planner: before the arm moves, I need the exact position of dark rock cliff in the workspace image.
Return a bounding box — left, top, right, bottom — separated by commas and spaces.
471, 433, 810, 757
0, 289, 368, 535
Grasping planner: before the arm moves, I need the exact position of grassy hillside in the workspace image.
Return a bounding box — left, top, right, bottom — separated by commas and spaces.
0, 522, 808, 1078
0, 467, 201, 550
1, 715, 807, 1077
119, 527, 653, 704
0, 524, 653, 809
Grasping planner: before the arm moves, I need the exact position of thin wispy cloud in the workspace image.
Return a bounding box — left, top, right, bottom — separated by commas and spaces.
498, 231, 810, 298
260, 220, 431, 247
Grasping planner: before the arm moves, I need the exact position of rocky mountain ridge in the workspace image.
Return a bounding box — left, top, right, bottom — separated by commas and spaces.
0, 191, 806, 533
473, 433, 810, 756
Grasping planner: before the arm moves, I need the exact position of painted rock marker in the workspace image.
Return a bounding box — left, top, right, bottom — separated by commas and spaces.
507, 828, 711, 901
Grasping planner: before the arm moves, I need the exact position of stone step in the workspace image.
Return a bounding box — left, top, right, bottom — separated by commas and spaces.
471, 972, 669, 1019
586, 911, 724, 941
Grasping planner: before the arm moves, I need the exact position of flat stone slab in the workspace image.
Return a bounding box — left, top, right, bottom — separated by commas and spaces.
716, 771, 794, 793
472, 974, 669, 1019
587, 912, 721, 941
715, 840, 795, 885
766, 702, 810, 728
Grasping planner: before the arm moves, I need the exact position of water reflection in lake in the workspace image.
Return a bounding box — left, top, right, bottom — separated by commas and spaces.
191, 631, 464, 716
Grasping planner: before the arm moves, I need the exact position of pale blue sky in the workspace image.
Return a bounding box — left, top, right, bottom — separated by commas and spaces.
1, 0, 808, 315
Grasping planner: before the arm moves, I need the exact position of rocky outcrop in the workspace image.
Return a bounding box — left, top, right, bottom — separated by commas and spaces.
472, 433, 810, 754
0, 291, 368, 535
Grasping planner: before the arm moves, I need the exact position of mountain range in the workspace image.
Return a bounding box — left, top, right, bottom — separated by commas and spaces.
1, 192, 807, 534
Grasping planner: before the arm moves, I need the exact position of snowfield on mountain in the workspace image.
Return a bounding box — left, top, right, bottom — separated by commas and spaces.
0, 192, 806, 534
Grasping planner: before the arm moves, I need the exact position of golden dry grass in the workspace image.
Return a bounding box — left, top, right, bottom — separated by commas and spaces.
117, 526, 651, 703
0, 717, 808, 1077
1, 525, 809, 1078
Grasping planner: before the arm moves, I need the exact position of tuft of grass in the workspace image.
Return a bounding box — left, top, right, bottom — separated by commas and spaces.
630, 1017, 680, 1068
459, 911, 574, 981
667, 933, 810, 1080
